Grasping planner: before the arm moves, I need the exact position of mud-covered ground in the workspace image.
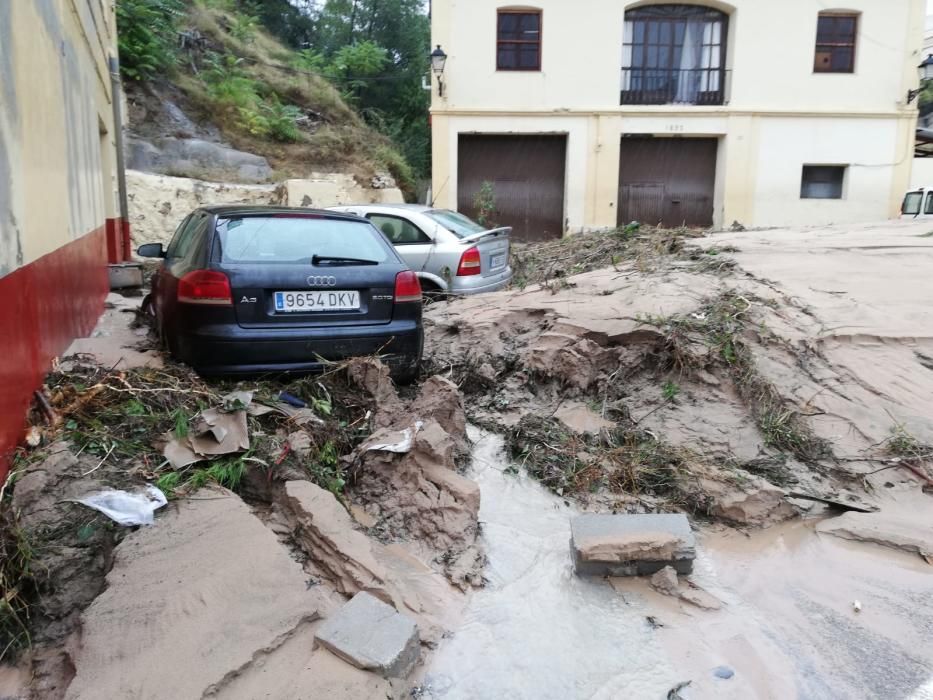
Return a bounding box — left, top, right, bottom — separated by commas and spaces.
426, 219, 933, 524
2, 220, 933, 700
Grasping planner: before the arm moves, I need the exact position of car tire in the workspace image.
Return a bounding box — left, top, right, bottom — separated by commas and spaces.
390, 358, 421, 386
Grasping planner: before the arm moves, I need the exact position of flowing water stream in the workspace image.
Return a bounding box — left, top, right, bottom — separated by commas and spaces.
420, 428, 933, 700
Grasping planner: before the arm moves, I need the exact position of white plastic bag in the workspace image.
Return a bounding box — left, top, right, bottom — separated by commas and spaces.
74, 485, 168, 526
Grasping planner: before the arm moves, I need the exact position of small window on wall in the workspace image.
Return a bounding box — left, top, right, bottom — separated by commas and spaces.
814, 12, 857, 73
801, 165, 846, 199
497, 9, 542, 70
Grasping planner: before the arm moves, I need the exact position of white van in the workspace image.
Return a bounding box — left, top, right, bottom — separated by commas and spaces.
900, 187, 933, 218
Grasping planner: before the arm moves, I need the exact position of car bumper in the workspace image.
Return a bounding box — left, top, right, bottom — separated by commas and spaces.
174, 320, 423, 375
450, 266, 513, 295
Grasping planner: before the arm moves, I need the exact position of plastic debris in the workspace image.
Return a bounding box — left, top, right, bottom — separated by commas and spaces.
364, 421, 424, 454
713, 665, 735, 680
74, 485, 167, 526
278, 391, 307, 408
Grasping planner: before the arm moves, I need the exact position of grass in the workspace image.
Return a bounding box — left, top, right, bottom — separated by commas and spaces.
883, 422, 931, 461
642, 291, 831, 464
661, 380, 680, 402
505, 414, 711, 512
0, 508, 38, 657
162, 1, 412, 190
44, 360, 375, 500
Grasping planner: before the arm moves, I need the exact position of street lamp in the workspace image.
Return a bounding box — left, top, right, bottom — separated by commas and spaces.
430, 45, 447, 97
907, 54, 933, 104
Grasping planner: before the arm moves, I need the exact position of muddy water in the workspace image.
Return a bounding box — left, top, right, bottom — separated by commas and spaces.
421, 428, 684, 699
422, 428, 933, 700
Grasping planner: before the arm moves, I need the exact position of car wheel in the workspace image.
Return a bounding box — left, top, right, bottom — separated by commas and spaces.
390, 358, 421, 386
420, 280, 448, 303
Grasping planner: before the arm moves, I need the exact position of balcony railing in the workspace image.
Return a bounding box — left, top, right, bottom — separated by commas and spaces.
620, 67, 730, 106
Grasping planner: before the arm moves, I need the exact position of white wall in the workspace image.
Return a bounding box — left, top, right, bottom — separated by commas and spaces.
910, 156, 933, 187
752, 118, 900, 226
433, 0, 924, 114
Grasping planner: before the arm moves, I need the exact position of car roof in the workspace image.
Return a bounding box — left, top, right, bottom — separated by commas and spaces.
332, 203, 437, 213
198, 205, 363, 220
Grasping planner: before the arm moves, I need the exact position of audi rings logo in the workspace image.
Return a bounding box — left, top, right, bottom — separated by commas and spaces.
307, 275, 337, 287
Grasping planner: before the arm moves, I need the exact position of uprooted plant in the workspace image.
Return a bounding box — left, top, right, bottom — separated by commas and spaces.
509, 225, 705, 291
644, 291, 832, 464
39, 360, 376, 499
506, 414, 712, 513
0, 503, 38, 658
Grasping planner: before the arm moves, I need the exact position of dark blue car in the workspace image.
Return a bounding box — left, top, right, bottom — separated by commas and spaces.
138, 206, 423, 382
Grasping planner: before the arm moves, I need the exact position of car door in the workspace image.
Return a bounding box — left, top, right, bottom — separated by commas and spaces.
366, 213, 435, 272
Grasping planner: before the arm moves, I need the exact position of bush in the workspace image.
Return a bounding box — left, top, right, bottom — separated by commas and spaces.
116, 0, 184, 81
259, 97, 303, 142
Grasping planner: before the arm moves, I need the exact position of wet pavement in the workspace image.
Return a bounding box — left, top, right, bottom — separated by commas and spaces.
421, 428, 933, 700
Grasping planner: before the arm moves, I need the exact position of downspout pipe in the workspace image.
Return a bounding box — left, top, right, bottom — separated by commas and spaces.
108, 54, 131, 261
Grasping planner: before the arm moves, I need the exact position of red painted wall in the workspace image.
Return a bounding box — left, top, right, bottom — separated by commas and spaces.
0, 225, 110, 479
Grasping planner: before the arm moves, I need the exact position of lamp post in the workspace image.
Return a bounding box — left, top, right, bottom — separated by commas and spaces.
907, 54, 933, 104
431, 45, 447, 97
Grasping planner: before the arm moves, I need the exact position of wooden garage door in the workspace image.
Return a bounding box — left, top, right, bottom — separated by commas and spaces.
458, 134, 566, 241
618, 137, 717, 228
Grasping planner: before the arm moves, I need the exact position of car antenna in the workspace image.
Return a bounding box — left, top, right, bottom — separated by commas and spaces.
430, 176, 449, 207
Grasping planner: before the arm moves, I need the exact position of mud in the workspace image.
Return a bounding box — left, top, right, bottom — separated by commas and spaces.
426, 221, 933, 524
422, 429, 933, 700
347, 361, 484, 589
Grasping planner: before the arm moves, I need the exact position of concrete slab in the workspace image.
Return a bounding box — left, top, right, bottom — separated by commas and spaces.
315, 591, 420, 679
571, 513, 696, 576
64, 489, 322, 699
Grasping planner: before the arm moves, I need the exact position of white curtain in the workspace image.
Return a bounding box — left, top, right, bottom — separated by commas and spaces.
675, 19, 704, 103
621, 20, 633, 91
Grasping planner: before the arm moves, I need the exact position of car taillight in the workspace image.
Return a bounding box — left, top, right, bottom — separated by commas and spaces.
394, 271, 422, 303
456, 246, 481, 276
177, 270, 232, 305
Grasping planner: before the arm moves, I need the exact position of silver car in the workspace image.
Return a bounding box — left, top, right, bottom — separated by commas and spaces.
327, 204, 512, 295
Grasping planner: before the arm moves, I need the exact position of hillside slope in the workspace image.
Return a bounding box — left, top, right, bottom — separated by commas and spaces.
121, 0, 414, 195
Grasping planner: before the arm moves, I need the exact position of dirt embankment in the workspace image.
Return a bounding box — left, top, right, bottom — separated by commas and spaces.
424, 223, 933, 531
1, 343, 482, 698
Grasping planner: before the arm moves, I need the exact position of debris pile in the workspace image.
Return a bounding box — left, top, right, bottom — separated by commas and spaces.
346, 363, 485, 589
1, 348, 482, 697
425, 261, 880, 526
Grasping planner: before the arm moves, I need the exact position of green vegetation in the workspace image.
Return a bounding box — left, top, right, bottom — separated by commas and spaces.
45, 362, 371, 500
0, 510, 37, 656
116, 0, 429, 192
506, 415, 709, 512
473, 181, 497, 228
643, 291, 831, 464
115, 0, 185, 81
661, 380, 680, 402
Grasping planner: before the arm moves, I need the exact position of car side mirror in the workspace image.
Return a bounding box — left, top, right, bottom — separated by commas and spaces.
137, 243, 166, 258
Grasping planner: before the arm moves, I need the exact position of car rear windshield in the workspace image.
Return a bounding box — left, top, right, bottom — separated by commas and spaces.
425, 209, 487, 238
215, 216, 391, 263
903, 191, 923, 215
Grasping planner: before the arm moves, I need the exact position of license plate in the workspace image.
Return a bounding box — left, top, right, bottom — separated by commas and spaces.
490, 253, 506, 270
274, 290, 360, 312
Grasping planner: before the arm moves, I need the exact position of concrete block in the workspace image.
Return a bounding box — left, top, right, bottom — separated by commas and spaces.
108, 263, 144, 289
315, 591, 420, 679
570, 513, 696, 576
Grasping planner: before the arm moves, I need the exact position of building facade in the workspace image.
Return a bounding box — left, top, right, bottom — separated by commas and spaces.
430, 0, 925, 239
0, 1, 124, 473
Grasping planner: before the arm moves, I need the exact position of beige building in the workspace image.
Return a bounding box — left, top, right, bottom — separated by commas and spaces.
0, 0, 123, 474
430, 0, 925, 239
